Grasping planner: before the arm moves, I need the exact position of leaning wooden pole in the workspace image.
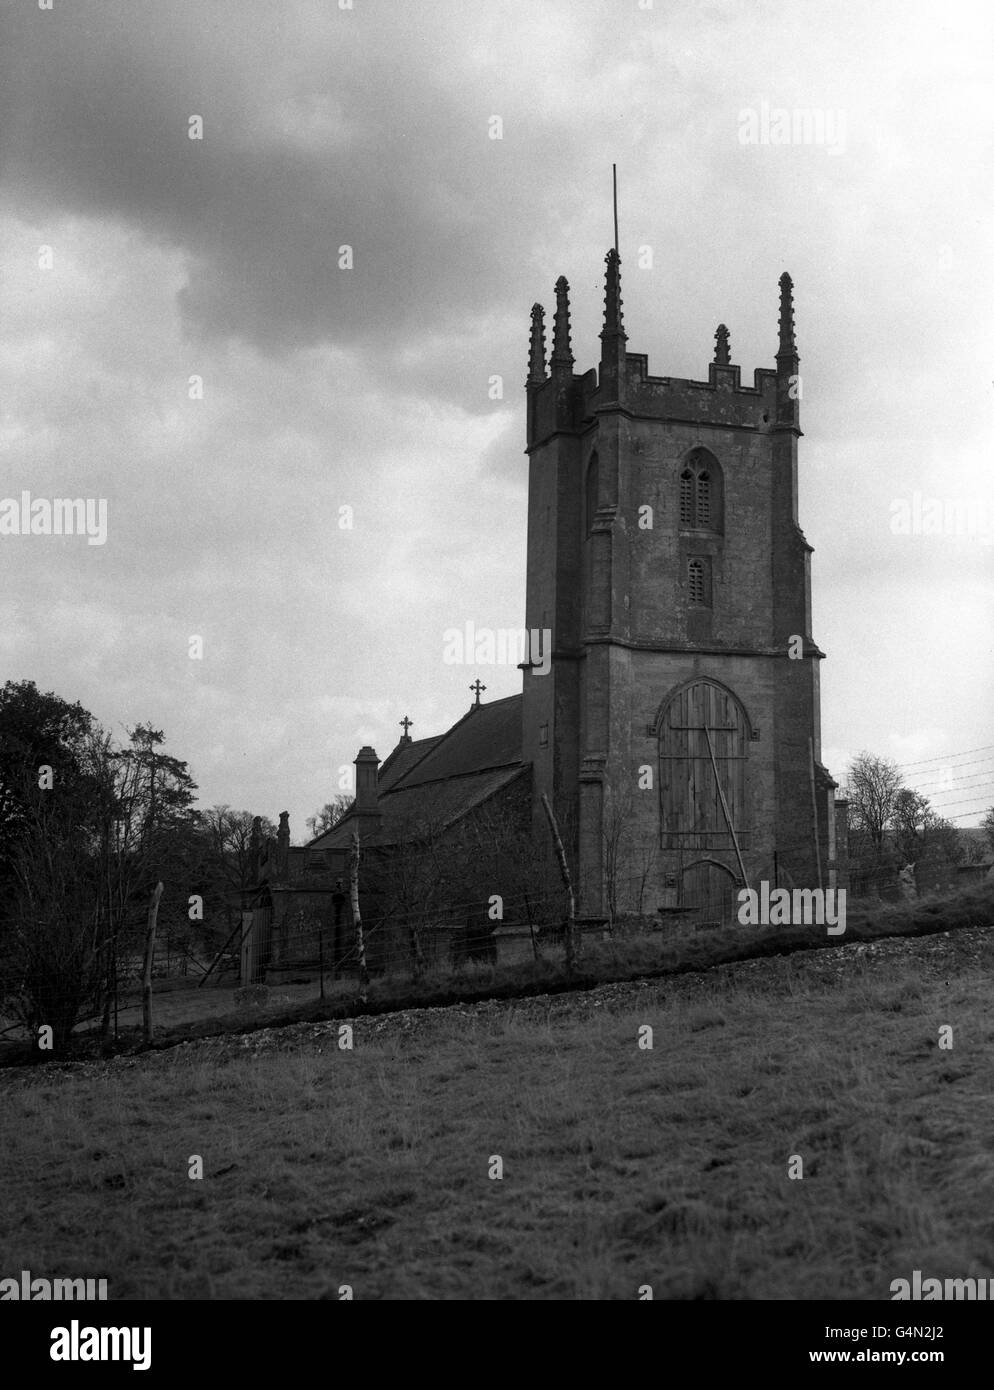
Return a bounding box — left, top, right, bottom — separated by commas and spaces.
541, 793, 576, 974
142, 881, 164, 1045
808, 736, 823, 890
199, 915, 246, 987
350, 829, 370, 1003
703, 726, 750, 891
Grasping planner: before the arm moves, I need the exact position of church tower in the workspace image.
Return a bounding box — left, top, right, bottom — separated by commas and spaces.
521, 250, 844, 919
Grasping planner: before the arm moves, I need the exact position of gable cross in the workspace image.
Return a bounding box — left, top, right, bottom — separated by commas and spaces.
469, 679, 486, 706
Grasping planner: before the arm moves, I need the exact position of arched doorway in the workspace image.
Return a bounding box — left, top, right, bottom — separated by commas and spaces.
679, 859, 739, 928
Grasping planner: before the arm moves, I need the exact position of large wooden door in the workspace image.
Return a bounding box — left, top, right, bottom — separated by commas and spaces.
659, 679, 748, 850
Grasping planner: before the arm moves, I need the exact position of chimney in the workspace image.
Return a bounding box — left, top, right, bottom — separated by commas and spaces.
276, 811, 290, 876
353, 746, 381, 832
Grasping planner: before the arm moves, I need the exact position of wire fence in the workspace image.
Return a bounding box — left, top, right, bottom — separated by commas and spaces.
1, 842, 989, 1054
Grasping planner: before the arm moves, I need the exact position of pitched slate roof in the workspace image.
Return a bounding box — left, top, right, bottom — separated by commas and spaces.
377, 733, 445, 792
309, 695, 525, 850
396, 695, 522, 787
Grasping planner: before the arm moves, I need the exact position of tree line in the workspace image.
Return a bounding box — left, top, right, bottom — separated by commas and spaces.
0, 680, 272, 1056
843, 751, 990, 893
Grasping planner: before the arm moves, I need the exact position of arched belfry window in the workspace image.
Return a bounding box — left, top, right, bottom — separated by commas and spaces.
658, 679, 749, 848
679, 448, 723, 532
585, 453, 599, 535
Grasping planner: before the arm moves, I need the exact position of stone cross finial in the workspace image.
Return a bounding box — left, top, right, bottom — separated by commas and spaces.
399, 715, 413, 737
469, 679, 486, 706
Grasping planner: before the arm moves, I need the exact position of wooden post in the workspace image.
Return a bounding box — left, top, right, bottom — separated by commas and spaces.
239, 910, 256, 984
809, 737, 823, 890
199, 916, 247, 987
541, 793, 576, 973
318, 918, 325, 1001
142, 881, 163, 1045
523, 889, 540, 963
703, 725, 750, 890
350, 829, 370, 1002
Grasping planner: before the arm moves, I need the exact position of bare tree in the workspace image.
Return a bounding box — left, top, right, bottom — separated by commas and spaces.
603, 790, 660, 925
5, 723, 199, 1056
199, 806, 276, 922
892, 789, 962, 875
306, 796, 355, 839
844, 752, 904, 857
982, 806, 994, 859
7, 772, 109, 1055
960, 830, 990, 865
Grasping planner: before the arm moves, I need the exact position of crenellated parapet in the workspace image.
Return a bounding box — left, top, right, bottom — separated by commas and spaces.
525, 257, 800, 448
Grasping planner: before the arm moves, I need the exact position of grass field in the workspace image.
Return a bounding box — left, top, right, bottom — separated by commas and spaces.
4, 923, 993, 1300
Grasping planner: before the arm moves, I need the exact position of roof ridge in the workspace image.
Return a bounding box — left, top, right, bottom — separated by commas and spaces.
379, 731, 447, 790
386, 703, 480, 789
384, 757, 524, 793
378, 731, 443, 783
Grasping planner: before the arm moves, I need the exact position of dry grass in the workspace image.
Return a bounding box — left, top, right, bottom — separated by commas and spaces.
4, 931, 994, 1300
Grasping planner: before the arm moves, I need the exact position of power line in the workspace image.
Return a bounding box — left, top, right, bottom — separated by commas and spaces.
896, 744, 994, 769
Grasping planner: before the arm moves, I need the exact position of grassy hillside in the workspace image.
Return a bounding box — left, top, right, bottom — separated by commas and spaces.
4, 924, 993, 1299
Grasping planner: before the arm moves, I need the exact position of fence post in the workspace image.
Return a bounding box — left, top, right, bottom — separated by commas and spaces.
809, 736, 824, 890
350, 829, 370, 1003
318, 918, 325, 1002
541, 793, 576, 974
523, 889, 540, 963
142, 881, 163, 1045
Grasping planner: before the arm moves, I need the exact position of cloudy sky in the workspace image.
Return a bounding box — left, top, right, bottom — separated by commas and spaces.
2, 0, 992, 839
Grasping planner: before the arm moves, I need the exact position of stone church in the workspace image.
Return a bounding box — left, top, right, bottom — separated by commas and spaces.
248, 246, 847, 964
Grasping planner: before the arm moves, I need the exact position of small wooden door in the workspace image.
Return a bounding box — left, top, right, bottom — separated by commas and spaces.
679, 860, 738, 927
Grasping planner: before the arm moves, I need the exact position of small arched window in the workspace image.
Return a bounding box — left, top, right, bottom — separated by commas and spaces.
688, 559, 704, 604
585, 453, 599, 536
679, 449, 722, 532
688, 556, 712, 606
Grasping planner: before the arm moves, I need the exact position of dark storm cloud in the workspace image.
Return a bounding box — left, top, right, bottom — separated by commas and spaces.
1, 0, 580, 393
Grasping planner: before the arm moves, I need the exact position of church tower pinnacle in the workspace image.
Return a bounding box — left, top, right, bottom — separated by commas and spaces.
527, 302, 547, 385
551, 276, 574, 371
598, 249, 627, 403
775, 271, 800, 431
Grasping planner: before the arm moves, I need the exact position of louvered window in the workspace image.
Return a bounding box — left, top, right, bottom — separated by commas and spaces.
679, 470, 694, 526
697, 472, 711, 525
678, 450, 722, 532
688, 559, 705, 604
688, 557, 712, 606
